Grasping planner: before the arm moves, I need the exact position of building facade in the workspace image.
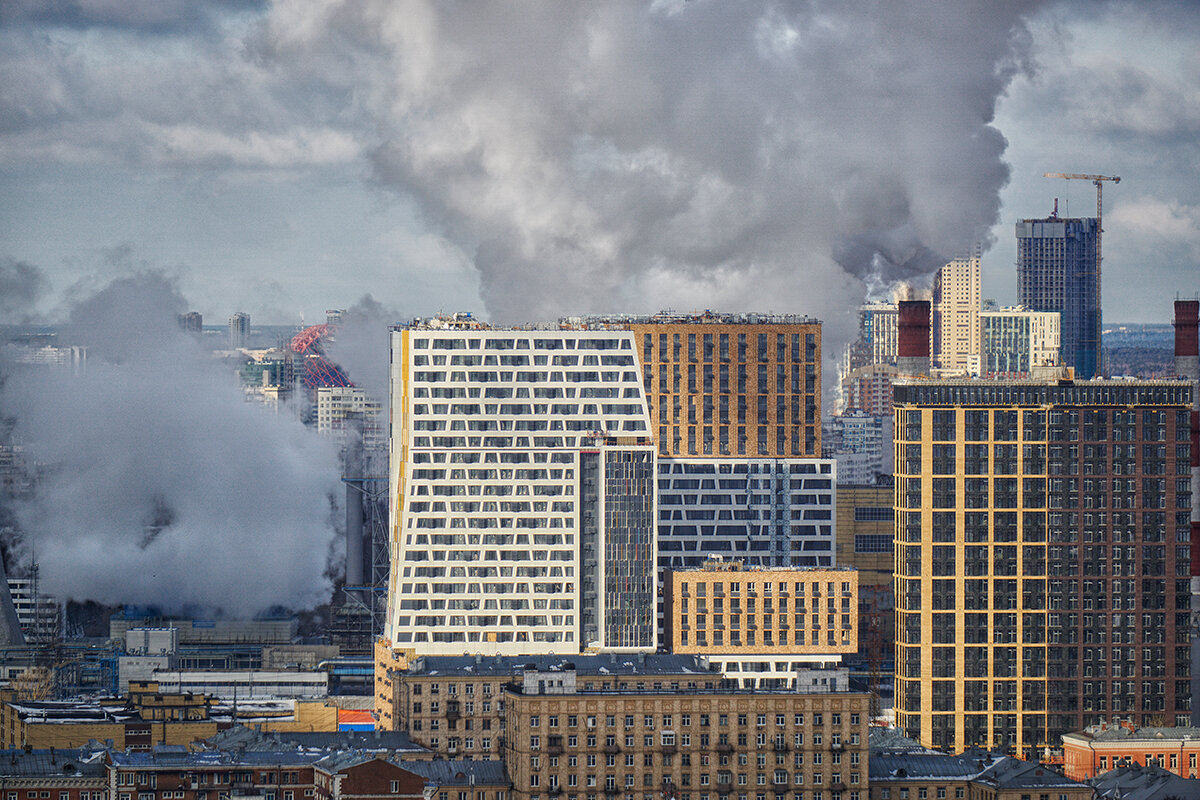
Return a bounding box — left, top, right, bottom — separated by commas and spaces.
933, 254, 981, 375
228, 312, 250, 349
979, 307, 1061, 377
317, 387, 385, 447
618, 313, 822, 459
834, 482, 895, 666
1016, 216, 1100, 379
823, 412, 887, 486
503, 666, 869, 800
1061, 722, 1200, 780
663, 561, 857, 688
385, 324, 657, 655
656, 458, 837, 572
893, 378, 1194, 756
385, 654, 714, 757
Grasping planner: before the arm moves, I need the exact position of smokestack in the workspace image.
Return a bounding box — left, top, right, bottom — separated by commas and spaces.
1179, 301, 1200, 726
897, 300, 931, 377
1176, 300, 1200, 382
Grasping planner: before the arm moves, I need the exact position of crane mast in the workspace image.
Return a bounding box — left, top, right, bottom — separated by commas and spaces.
1043, 172, 1120, 377
1042, 173, 1120, 276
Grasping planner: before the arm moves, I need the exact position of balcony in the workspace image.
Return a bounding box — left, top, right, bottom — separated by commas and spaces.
547, 744, 563, 756
773, 742, 789, 752
716, 743, 733, 754
660, 744, 677, 755
604, 744, 620, 755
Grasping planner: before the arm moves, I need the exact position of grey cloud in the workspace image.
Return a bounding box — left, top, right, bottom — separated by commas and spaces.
0, 258, 48, 320
0, 0, 265, 35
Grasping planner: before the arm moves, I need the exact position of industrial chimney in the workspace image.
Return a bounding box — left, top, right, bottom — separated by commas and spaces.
897, 300, 931, 377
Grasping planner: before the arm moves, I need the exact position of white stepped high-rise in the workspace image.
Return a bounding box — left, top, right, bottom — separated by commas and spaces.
386, 320, 657, 655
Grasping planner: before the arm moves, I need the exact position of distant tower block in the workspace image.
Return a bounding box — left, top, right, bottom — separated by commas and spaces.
228, 312, 250, 349
896, 300, 931, 377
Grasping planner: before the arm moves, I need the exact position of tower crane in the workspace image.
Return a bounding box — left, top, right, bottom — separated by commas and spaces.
1043, 173, 1121, 377
1042, 173, 1121, 276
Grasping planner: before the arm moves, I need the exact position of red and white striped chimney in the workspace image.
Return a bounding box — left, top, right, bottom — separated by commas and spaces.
897, 300, 931, 377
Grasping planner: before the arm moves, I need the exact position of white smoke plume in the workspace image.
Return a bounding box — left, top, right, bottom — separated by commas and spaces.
324, 294, 401, 405
260, 0, 1039, 338
0, 272, 342, 615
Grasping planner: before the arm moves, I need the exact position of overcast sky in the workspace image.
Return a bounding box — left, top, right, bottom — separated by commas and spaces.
1, 0, 1197, 338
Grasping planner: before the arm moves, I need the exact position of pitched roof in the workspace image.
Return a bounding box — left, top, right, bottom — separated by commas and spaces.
1090, 763, 1200, 800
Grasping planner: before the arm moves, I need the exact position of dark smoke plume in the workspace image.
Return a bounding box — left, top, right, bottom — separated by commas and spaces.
0, 272, 341, 615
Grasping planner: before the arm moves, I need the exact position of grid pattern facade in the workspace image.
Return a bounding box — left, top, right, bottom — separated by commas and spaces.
980, 309, 1061, 377
316, 386, 385, 446
628, 322, 821, 458
581, 448, 658, 651
933, 256, 981, 375
839, 365, 900, 418
844, 303, 899, 374
893, 380, 1194, 757
834, 484, 895, 662
656, 459, 837, 571
504, 683, 869, 800
1015, 218, 1100, 379
386, 328, 655, 655
665, 566, 857, 655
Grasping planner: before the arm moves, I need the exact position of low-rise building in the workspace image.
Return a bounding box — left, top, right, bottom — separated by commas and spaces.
149, 670, 328, 700
968, 756, 1091, 800
0, 748, 108, 800
867, 729, 1090, 800
503, 664, 870, 800
387, 654, 715, 760
1090, 763, 1200, 800
868, 742, 980, 800
663, 561, 857, 687
0, 686, 341, 749
1061, 722, 1200, 780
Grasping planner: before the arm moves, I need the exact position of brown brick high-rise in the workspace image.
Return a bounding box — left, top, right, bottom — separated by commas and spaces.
614, 313, 821, 458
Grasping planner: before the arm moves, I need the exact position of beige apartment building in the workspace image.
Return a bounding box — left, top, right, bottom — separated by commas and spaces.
381, 653, 715, 759
663, 562, 857, 655
504, 665, 870, 800
933, 253, 981, 375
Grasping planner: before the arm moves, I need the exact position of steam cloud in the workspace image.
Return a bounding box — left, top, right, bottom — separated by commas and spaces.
0, 258, 48, 322
324, 295, 400, 405
262, 0, 1039, 332
0, 272, 342, 615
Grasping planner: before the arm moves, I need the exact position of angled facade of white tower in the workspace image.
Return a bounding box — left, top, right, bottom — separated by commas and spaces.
385, 320, 657, 655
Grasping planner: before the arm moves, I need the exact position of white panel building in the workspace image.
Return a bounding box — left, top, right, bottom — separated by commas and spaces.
386, 322, 658, 655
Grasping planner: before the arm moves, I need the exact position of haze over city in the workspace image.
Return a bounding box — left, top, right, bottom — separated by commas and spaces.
0, 4, 1199, 795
